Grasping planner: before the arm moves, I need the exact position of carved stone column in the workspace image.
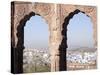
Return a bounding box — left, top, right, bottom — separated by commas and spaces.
50, 4, 66, 71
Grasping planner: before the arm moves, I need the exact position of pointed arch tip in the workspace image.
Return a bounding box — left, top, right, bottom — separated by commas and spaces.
29, 12, 35, 16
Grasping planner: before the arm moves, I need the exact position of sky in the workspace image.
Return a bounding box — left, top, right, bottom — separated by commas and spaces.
67, 12, 94, 50
24, 15, 49, 49
24, 12, 94, 49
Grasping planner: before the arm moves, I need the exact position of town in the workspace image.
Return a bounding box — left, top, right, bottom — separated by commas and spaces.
23, 47, 97, 72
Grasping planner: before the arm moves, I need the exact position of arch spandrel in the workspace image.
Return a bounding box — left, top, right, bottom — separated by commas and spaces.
13, 2, 53, 47
60, 5, 97, 24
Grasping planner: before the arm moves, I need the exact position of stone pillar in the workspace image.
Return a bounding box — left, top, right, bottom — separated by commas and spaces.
11, 2, 31, 73
50, 4, 66, 71
91, 11, 97, 48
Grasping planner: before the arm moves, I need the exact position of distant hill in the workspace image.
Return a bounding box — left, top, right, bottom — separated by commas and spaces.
67, 47, 97, 53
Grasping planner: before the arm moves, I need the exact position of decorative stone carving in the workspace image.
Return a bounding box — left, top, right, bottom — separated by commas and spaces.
84, 7, 95, 13
34, 3, 51, 16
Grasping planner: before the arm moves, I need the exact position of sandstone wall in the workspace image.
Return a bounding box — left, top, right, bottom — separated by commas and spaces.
11, 1, 97, 73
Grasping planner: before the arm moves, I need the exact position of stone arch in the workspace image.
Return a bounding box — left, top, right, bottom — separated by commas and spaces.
61, 9, 94, 48
17, 12, 35, 51
60, 9, 94, 70
16, 12, 49, 51
15, 12, 49, 73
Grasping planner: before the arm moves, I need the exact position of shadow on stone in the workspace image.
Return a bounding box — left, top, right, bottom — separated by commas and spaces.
58, 9, 86, 71
11, 12, 40, 73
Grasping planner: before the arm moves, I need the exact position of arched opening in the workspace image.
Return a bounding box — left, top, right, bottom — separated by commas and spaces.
67, 12, 94, 50
59, 9, 82, 71
16, 12, 50, 73
60, 9, 96, 71
65, 11, 96, 70
23, 15, 50, 73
